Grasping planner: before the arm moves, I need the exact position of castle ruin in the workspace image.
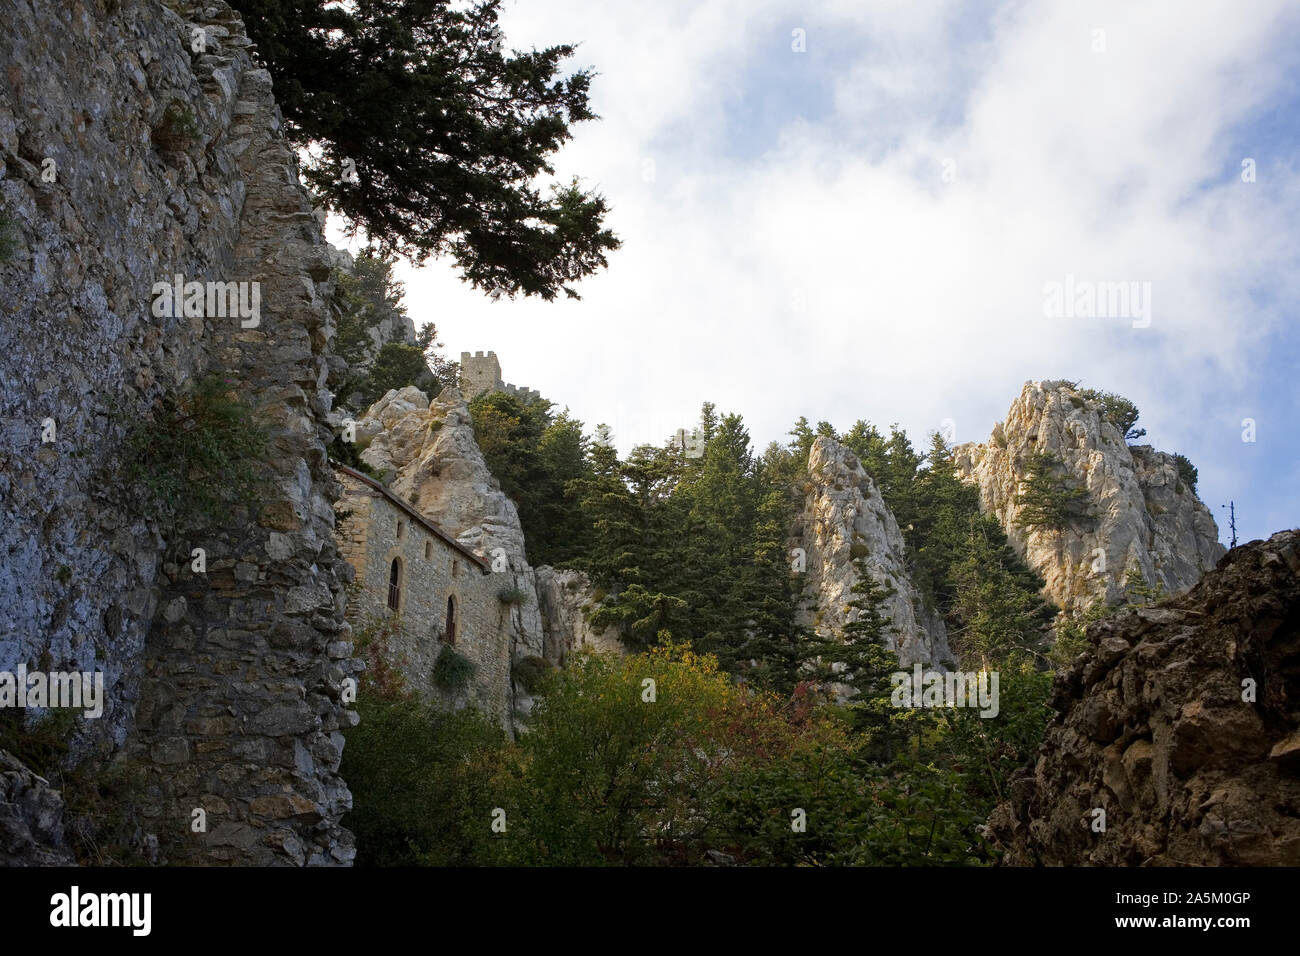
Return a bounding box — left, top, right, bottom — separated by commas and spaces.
460, 351, 540, 404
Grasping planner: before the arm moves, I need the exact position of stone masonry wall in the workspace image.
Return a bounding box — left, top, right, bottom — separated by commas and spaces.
336, 471, 511, 726
2, 0, 361, 865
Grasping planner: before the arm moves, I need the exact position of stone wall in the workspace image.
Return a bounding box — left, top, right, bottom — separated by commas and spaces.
356, 385, 547, 726
458, 350, 538, 403
2, 0, 361, 865
336, 469, 512, 725
459, 350, 502, 398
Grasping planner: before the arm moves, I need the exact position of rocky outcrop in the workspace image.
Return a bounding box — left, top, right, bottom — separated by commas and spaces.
988, 530, 1300, 866
794, 437, 952, 667
534, 567, 624, 665
0, 751, 75, 866
356, 386, 546, 716
954, 382, 1225, 614
2, 0, 359, 864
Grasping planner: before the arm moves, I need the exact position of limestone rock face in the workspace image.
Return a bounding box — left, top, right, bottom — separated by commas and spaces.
988, 531, 1300, 865
361, 386, 531, 573
953, 382, 1225, 614
794, 438, 952, 667
534, 567, 625, 665
0, 752, 75, 866
2, 0, 359, 865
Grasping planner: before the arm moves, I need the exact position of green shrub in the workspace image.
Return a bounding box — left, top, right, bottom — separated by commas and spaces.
153, 101, 200, 152
327, 431, 381, 478
60, 756, 154, 866
340, 694, 507, 866
497, 585, 530, 605
433, 644, 476, 690
512, 654, 553, 694
119, 374, 270, 538
1050, 600, 1114, 667
0, 707, 78, 779
849, 541, 870, 559
1172, 452, 1198, 493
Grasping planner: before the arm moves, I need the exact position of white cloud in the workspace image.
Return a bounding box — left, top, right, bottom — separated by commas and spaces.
332, 0, 1300, 541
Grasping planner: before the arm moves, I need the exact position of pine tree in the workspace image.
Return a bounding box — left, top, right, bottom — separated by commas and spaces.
1013, 450, 1093, 534
235, 0, 619, 300
830, 553, 901, 699
948, 517, 1055, 669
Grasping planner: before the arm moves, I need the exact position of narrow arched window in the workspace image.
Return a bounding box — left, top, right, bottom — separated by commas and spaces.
387, 558, 402, 611
396, 520, 405, 540
424, 540, 432, 560
444, 595, 457, 644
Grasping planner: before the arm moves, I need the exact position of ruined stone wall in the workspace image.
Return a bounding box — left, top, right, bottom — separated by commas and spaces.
336, 471, 512, 726
459, 350, 502, 398
2, 0, 360, 865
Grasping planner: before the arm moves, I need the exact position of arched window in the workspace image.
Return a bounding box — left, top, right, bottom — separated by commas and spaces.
387, 558, 402, 611
443, 595, 457, 644
396, 520, 405, 540
424, 540, 432, 560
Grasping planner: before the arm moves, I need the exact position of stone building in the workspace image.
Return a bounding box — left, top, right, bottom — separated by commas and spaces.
334, 465, 513, 725
460, 350, 540, 403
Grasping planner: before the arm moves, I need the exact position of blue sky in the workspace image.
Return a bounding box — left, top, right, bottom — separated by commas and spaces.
335, 0, 1300, 546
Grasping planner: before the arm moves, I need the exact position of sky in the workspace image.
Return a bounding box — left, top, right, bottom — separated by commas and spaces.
330, 0, 1300, 547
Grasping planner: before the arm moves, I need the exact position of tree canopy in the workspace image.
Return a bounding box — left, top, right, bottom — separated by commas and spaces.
235, 0, 620, 300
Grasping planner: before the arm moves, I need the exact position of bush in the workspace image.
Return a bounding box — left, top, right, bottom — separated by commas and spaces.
1079, 388, 1145, 441
153, 101, 200, 152
1173, 452, 1198, 493
340, 694, 506, 866
512, 654, 553, 694
327, 431, 381, 478
119, 375, 270, 538
1050, 600, 1113, 667
433, 644, 476, 691
0, 707, 77, 779
497, 586, 531, 605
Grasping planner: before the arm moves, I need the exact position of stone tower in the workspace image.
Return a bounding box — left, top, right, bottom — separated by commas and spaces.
460, 350, 503, 397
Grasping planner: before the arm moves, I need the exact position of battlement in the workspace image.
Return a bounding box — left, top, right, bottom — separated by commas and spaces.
459, 350, 502, 397
458, 351, 538, 403
503, 382, 541, 404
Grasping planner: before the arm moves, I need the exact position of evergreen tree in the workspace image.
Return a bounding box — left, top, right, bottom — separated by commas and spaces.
1013, 450, 1093, 534
1080, 388, 1145, 441
827, 553, 900, 699
468, 391, 595, 567
235, 0, 619, 300
356, 342, 438, 408
948, 517, 1055, 669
